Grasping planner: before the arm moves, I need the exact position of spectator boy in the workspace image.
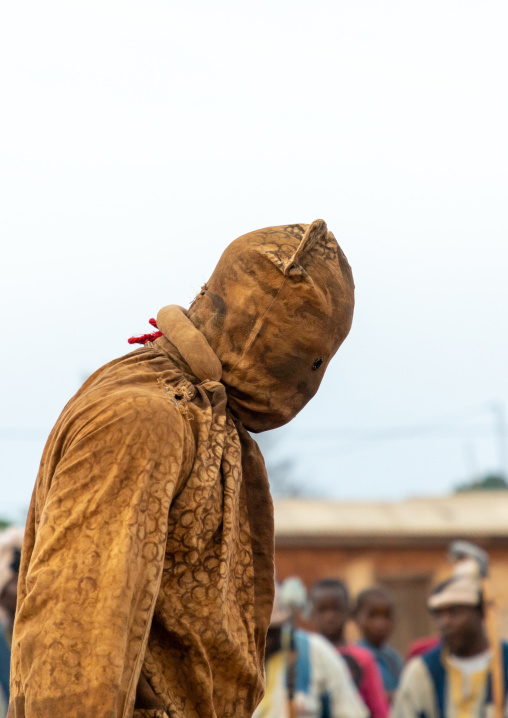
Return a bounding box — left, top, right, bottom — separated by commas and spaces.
354, 588, 403, 699
310, 578, 389, 718
254, 583, 368, 718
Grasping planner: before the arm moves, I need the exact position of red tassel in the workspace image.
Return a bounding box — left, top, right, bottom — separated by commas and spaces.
128, 318, 163, 345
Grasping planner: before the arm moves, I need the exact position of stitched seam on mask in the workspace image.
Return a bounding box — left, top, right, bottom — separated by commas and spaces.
229, 275, 288, 372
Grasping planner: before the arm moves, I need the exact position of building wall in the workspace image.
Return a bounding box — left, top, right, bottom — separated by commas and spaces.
275, 542, 508, 654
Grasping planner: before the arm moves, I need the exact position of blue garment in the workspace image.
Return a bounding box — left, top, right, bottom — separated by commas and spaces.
0, 629, 10, 705
286, 629, 331, 718
293, 630, 312, 694
421, 642, 508, 718
357, 639, 403, 692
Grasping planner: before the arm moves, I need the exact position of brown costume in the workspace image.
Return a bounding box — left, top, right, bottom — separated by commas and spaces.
8, 220, 354, 718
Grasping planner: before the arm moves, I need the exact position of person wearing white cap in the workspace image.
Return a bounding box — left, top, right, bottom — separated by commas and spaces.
0, 528, 23, 718
254, 584, 368, 718
391, 574, 508, 718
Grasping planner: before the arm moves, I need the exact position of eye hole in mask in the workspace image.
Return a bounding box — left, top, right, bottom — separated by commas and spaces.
312, 357, 324, 371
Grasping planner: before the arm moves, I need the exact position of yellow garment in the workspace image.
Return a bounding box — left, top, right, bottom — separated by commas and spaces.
255, 652, 287, 718
8, 221, 354, 718
392, 649, 498, 718
447, 652, 490, 718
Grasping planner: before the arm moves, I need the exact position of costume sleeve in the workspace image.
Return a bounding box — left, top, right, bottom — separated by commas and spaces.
390, 658, 436, 718
360, 652, 390, 718
10, 394, 187, 718
312, 635, 369, 718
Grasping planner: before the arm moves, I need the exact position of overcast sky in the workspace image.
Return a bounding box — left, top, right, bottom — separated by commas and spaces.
1, 0, 507, 519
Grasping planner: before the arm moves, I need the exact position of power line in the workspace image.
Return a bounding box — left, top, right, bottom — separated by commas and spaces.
0, 428, 48, 441
293, 425, 497, 441
291, 403, 508, 443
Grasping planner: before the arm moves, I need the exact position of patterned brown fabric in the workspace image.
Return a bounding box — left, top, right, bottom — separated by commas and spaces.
188, 220, 354, 432
8, 220, 354, 718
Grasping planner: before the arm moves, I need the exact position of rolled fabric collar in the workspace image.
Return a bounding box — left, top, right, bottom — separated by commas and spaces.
428, 575, 481, 610
155, 305, 222, 383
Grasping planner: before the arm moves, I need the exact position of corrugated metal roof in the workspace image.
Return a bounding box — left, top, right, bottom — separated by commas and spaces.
274, 492, 508, 538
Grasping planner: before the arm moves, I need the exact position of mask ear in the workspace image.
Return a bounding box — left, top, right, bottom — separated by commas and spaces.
283, 219, 328, 276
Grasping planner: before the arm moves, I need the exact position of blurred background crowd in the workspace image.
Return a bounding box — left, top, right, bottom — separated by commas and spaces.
2, 499, 508, 717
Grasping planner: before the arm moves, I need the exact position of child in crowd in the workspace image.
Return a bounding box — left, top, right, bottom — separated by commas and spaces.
354, 588, 403, 700
309, 578, 389, 718
254, 582, 367, 718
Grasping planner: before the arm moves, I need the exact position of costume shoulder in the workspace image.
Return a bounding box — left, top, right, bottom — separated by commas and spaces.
40, 348, 194, 485
60, 348, 185, 431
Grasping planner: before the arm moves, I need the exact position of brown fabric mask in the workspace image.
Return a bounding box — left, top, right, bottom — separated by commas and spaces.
187, 219, 355, 432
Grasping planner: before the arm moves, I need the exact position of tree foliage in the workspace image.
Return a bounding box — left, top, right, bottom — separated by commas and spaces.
254, 430, 304, 497
455, 473, 508, 493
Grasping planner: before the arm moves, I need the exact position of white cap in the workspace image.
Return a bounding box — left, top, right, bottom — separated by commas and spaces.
270, 583, 291, 626
428, 575, 481, 610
